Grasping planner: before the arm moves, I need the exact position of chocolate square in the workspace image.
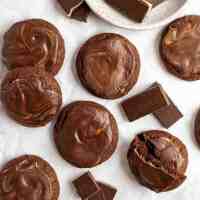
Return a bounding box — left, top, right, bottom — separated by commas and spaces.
71, 2, 91, 22
98, 182, 117, 200
73, 172, 101, 199
152, 83, 183, 128
121, 85, 170, 122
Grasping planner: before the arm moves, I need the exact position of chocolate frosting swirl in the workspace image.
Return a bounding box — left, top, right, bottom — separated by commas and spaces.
161, 15, 200, 80
0, 155, 59, 200
1, 67, 62, 127
54, 101, 118, 168
2, 19, 65, 75
76, 33, 140, 99
127, 130, 188, 192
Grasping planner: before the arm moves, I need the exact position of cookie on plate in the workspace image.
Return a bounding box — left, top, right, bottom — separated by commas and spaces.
0, 155, 60, 200
2, 19, 65, 75
1, 67, 62, 127
54, 101, 119, 168
76, 33, 140, 99
160, 15, 200, 81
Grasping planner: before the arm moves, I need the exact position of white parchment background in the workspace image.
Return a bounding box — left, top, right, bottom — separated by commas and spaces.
0, 0, 200, 199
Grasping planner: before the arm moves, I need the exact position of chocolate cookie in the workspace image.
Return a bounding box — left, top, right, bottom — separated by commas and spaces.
0, 155, 60, 200
127, 130, 188, 192
2, 19, 65, 75
195, 108, 200, 146
76, 33, 140, 99
54, 101, 118, 168
160, 15, 200, 81
1, 67, 62, 127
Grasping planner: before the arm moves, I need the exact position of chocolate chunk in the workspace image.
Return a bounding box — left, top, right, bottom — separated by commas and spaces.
106, 0, 152, 22
152, 83, 183, 128
73, 172, 101, 199
58, 0, 90, 22
98, 182, 117, 200
121, 85, 170, 122
71, 2, 91, 22
127, 130, 188, 192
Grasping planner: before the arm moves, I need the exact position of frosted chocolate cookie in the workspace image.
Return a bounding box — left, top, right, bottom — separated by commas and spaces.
0, 155, 60, 200
76, 33, 140, 99
1, 67, 62, 127
160, 15, 200, 81
2, 19, 65, 75
54, 101, 118, 168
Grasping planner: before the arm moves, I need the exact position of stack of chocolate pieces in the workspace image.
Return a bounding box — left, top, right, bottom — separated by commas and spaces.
122, 82, 183, 128
106, 0, 166, 22
73, 172, 117, 200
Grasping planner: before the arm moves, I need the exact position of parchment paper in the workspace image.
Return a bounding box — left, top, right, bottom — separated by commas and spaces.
0, 0, 199, 199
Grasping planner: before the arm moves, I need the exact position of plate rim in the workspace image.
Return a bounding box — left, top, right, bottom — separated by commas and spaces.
85, 0, 188, 30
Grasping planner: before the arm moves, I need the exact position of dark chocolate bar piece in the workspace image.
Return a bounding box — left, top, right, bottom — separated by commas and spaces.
106, 0, 152, 22
71, 2, 91, 22
98, 182, 117, 200
73, 172, 101, 199
152, 83, 183, 128
121, 85, 170, 122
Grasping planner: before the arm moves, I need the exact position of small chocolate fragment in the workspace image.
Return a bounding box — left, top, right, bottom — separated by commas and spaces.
151, 83, 183, 128
71, 2, 91, 22
73, 172, 101, 199
121, 85, 169, 122
58, 0, 90, 22
98, 182, 117, 200
127, 130, 188, 192
106, 0, 152, 22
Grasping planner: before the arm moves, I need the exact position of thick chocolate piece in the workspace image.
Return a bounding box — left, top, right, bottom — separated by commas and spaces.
1, 67, 62, 127
121, 85, 169, 122
54, 101, 118, 168
127, 130, 188, 192
2, 19, 65, 75
71, 2, 91, 22
106, 0, 152, 22
58, 0, 90, 22
98, 182, 117, 200
73, 172, 101, 199
76, 33, 140, 99
160, 15, 200, 81
0, 155, 60, 200
152, 83, 183, 128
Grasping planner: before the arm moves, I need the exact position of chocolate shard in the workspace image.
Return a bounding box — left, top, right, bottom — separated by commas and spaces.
71, 2, 91, 22
106, 0, 166, 22
121, 84, 170, 122
98, 182, 117, 200
73, 172, 101, 199
152, 83, 183, 128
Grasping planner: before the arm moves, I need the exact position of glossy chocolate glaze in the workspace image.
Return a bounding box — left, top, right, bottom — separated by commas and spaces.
76, 33, 140, 99
54, 101, 118, 168
161, 15, 200, 80
127, 130, 188, 192
1, 67, 62, 127
2, 19, 65, 75
0, 155, 59, 200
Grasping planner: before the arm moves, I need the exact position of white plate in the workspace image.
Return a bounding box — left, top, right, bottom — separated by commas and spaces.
85, 0, 188, 30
